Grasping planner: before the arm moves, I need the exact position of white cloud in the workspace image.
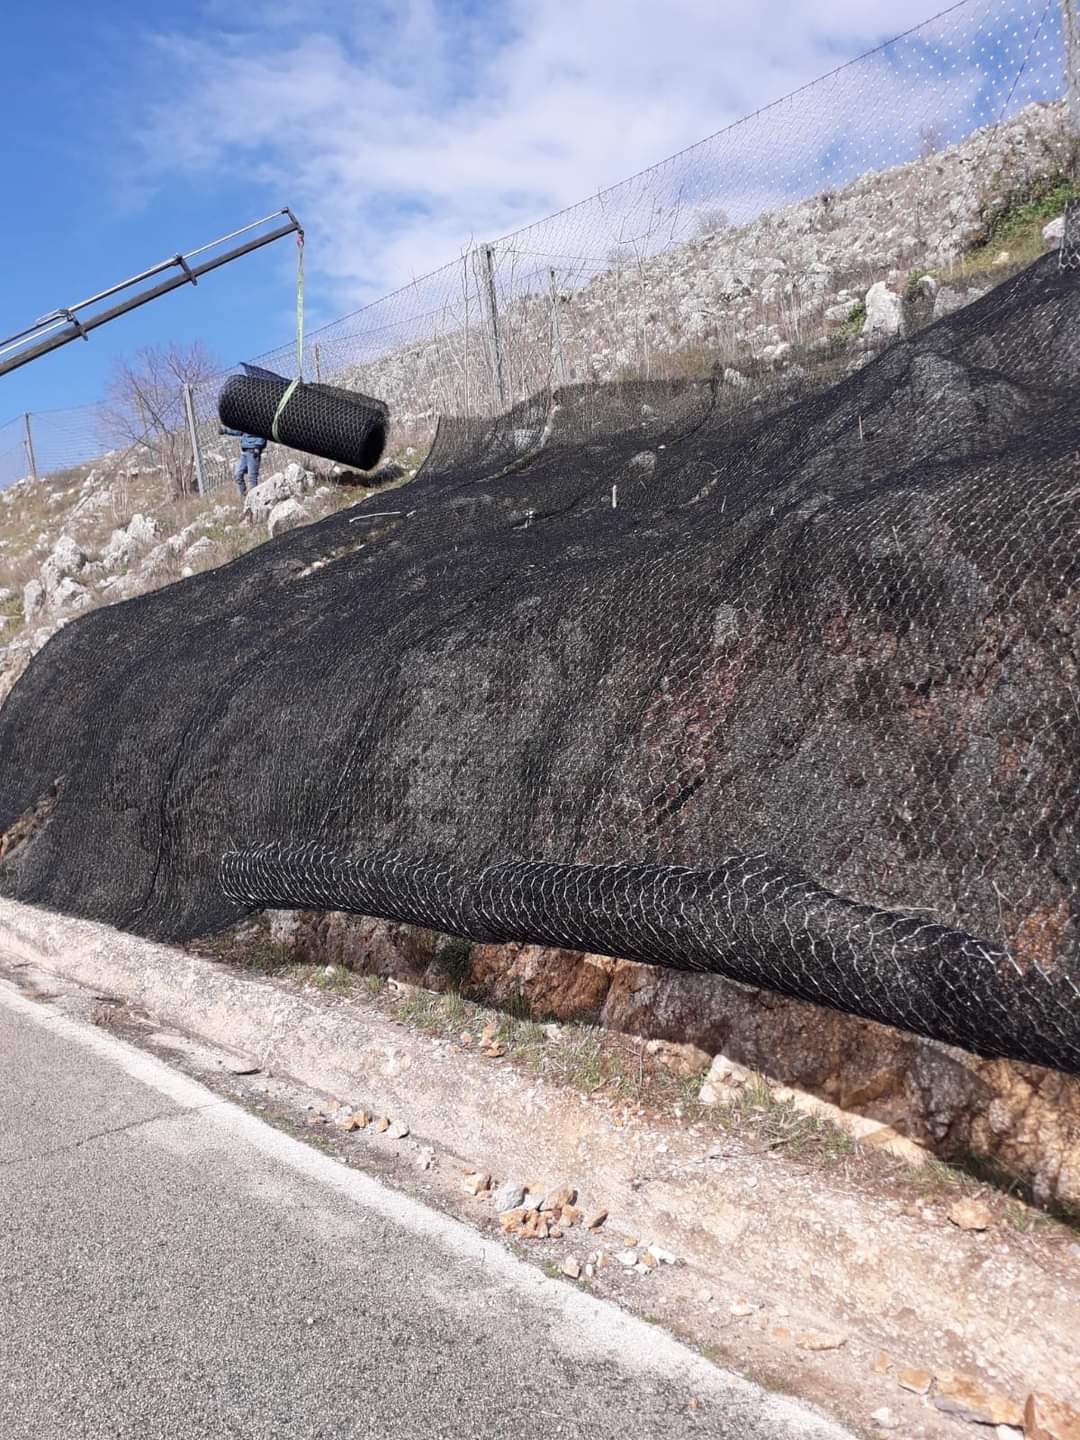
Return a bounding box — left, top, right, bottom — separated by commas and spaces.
130, 0, 1055, 323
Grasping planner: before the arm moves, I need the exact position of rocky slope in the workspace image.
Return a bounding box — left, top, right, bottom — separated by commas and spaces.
341, 100, 1074, 426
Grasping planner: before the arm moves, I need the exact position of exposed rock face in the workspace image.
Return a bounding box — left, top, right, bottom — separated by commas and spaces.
275, 906, 1080, 1209
1025, 1392, 1080, 1440
469, 942, 617, 1021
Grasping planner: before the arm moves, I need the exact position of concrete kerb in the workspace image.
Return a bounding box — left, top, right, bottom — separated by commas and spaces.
3, 893, 1080, 1415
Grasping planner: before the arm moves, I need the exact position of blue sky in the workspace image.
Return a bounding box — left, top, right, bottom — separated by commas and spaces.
1, 0, 1062, 423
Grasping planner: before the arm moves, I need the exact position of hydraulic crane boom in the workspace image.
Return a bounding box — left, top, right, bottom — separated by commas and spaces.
0, 209, 303, 379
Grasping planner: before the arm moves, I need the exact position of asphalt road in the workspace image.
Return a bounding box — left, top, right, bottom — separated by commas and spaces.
0, 982, 851, 1440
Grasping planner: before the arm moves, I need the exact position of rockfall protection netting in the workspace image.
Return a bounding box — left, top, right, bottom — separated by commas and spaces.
217, 373, 388, 472
1, 252, 1078, 1074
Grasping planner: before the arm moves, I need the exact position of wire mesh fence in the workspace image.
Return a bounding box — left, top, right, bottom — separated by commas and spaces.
2, 0, 1076, 503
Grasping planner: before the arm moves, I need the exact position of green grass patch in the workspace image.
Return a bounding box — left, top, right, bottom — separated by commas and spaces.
836, 300, 865, 339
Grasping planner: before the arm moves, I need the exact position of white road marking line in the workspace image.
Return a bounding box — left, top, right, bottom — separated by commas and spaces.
0, 978, 848, 1435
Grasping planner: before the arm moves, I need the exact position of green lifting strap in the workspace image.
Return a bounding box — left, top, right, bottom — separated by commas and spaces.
271, 229, 305, 442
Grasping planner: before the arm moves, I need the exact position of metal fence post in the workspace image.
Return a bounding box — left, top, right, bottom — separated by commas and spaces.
22, 413, 38, 482
548, 269, 569, 387
1064, 0, 1080, 153
478, 244, 507, 410
314, 342, 322, 383
1065, 1, 1080, 154
182, 384, 206, 497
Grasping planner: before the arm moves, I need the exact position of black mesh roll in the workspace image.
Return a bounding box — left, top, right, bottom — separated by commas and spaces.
218, 373, 389, 471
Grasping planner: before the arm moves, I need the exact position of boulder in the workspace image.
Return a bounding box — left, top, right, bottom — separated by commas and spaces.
282, 461, 315, 494
182, 537, 218, 568
102, 513, 161, 571
49, 535, 86, 577
243, 470, 305, 525
39, 535, 88, 597
139, 543, 173, 576
267, 497, 309, 538
862, 281, 902, 340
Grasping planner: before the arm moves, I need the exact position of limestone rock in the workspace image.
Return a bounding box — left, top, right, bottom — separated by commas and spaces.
41, 535, 86, 593
22, 579, 45, 625
282, 461, 315, 493
699, 1052, 754, 1105
947, 1197, 993, 1231
540, 1184, 576, 1212
244, 469, 305, 525
139, 543, 173, 576
897, 1369, 934, 1395
49, 577, 91, 614
1024, 1392, 1080, 1440
491, 1181, 526, 1213
102, 513, 161, 571
933, 1375, 1023, 1427
183, 536, 217, 568
862, 281, 902, 340
871, 1407, 900, 1430
267, 497, 309, 538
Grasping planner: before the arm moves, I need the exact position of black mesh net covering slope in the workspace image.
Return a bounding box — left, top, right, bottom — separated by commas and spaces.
1, 254, 1079, 1075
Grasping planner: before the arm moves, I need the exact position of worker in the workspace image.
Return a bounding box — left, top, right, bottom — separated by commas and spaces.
220, 425, 267, 498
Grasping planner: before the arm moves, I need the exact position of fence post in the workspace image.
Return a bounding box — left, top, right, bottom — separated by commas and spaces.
548, 269, 569, 387
1064, 0, 1080, 163
478, 244, 507, 410
314, 343, 322, 383
182, 384, 206, 497
22, 413, 38, 482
